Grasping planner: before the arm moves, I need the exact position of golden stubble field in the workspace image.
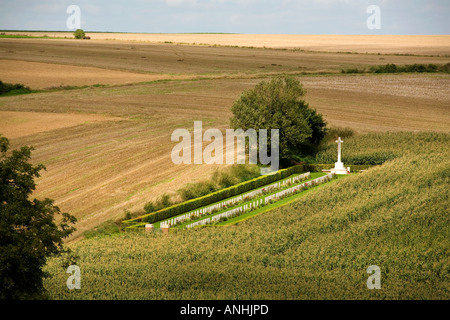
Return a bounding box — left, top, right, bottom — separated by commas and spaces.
3, 32, 450, 55
0, 36, 449, 239
0, 59, 190, 89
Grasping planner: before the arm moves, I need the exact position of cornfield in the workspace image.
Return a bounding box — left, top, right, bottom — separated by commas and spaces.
44, 132, 450, 299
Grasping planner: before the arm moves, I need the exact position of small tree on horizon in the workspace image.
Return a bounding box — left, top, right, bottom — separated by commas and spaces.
230, 76, 327, 165
73, 29, 85, 39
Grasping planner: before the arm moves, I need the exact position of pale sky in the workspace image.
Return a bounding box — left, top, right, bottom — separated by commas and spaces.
0, 0, 449, 34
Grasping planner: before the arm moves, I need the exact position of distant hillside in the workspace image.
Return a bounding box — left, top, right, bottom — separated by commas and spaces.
44, 132, 449, 299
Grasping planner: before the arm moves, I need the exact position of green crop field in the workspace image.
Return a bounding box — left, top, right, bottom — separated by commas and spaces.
43, 132, 449, 299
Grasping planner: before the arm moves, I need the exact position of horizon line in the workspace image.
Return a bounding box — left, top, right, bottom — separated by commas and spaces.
1, 30, 449, 36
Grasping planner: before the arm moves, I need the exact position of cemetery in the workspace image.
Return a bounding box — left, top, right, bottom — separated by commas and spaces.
128, 171, 338, 232
124, 137, 356, 232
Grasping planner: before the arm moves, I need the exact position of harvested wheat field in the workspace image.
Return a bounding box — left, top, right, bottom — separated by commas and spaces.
0, 111, 122, 138
0, 59, 189, 89
3, 33, 450, 55
1, 36, 449, 239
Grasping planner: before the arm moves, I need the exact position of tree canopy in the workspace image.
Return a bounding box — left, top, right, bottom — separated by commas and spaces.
0, 135, 77, 299
230, 76, 327, 164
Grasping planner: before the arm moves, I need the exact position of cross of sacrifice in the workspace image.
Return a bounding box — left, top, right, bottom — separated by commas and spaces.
336, 137, 343, 163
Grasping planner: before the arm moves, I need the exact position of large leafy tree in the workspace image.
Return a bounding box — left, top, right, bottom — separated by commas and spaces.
0, 135, 77, 299
230, 76, 327, 164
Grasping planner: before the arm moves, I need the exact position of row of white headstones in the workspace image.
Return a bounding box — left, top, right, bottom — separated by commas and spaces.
158, 172, 312, 228
184, 172, 335, 229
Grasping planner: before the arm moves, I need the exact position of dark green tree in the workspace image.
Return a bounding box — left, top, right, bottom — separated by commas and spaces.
230, 76, 327, 165
73, 29, 85, 39
0, 135, 77, 299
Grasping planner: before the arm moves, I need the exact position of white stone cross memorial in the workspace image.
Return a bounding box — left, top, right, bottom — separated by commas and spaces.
331, 137, 349, 174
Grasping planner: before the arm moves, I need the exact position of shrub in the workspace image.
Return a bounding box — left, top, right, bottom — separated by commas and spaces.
438, 63, 450, 73
123, 209, 132, 220
158, 193, 171, 208
178, 164, 260, 201
341, 68, 365, 74
343, 63, 449, 74
178, 180, 217, 201
0, 80, 32, 96
291, 154, 317, 164
373, 63, 398, 73
216, 171, 238, 188
144, 201, 155, 213
229, 164, 260, 182
144, 193, 173, 213
83, 220, 120, 239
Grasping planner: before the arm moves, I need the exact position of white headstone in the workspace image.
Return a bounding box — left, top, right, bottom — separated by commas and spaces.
145, 224, 153, 232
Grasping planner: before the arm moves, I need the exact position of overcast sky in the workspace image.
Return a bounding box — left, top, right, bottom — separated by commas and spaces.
0, 0, 449, 34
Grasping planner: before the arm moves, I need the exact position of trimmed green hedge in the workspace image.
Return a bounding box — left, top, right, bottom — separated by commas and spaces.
123, 165, 304, 226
